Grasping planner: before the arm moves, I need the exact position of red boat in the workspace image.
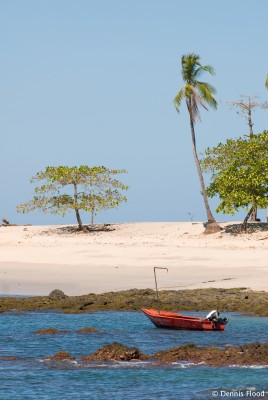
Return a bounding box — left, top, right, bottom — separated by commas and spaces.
142, 308, 228, 331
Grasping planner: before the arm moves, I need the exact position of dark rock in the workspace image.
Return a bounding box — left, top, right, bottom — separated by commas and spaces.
79, 341, 268, 366
34, 328, 70, 334
79, 301, 94, 310
140, 289, 155, 296
45, 351, 75, 361
76, 327, 99, 333
81, 342, 147, 362
154, 342, 268, 366
0, 356, 19, 361
48, 289, 67, 300
126, 300, 134, 305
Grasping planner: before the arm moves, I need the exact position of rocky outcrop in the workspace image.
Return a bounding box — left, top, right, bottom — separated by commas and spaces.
154, 342, 268, 366
45, 351, 75, 361
0, 288, 267, 316
81, 341, 268, 366
43, 341, 268, 366
76, 327, 99, 333
34, 328, 70, 334
81, 342, 147, 362
48, 289, 67, 300
0, 356, 19, 361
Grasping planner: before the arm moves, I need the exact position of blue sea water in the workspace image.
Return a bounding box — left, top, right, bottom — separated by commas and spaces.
0, 311, 267, 400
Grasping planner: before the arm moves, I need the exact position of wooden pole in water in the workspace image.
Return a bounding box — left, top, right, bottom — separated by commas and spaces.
154, 267, 168, 314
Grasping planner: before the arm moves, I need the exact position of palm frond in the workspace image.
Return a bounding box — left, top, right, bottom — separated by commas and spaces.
173, 88, 184, 112
195, 81, 217, 109
195, 65, 215, 79
176, 53, 217, 122
181, 53, 201, 82
185, 85, 208, 123
265, 74, 268, 90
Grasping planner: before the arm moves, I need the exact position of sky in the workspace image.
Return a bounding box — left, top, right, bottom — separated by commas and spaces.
1, 0, 268, 225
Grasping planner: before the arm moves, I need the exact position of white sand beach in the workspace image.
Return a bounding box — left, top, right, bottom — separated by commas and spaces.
0, 222, 267, 296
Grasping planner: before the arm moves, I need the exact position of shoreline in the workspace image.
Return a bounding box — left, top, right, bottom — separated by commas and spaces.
1, 287, 268, 316
0, 222, 268, 296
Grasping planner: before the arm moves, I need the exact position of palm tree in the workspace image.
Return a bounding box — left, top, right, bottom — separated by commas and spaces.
265, 74, 268, 90
174, 53, 221, 233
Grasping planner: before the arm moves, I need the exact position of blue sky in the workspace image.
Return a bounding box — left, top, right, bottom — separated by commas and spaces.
1, 0, 268, 225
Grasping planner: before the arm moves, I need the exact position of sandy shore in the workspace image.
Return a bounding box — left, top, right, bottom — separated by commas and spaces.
0, 222, 267, 296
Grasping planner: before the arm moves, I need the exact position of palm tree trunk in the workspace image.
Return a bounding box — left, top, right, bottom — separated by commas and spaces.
189, 117, 216, 224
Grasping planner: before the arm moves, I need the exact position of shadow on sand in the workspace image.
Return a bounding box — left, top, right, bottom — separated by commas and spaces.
42, 224, 116, 235
224, 222, 268, 235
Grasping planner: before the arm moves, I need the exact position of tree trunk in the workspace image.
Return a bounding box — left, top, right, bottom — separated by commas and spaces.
250, 207, 258, 222
250, 198, 259, 222
73, 183, 83, 230
75, 209, 83, 230
241, 206, 254, 232
188, 116, 221, 233
91, 209, 94, 225
247, 104, 258, 220
248, 107, 254, 139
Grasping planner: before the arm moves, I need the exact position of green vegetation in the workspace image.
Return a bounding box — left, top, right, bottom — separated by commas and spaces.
174, 53, 221, 233
17, 165, 128, 229
202, 131, 268, 231
11, 58, 268, 233
223, 96, 268, 221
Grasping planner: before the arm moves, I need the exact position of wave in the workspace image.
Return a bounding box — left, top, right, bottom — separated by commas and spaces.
228, 364, 268, 369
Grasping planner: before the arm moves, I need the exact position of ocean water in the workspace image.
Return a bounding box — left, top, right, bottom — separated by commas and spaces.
0, 311, 267, 399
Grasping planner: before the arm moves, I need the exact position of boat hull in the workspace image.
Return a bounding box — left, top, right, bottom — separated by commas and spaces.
142, 308, 227, 331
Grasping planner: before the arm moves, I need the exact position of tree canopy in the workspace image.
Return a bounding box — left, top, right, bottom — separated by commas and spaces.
201, 132, 268, 230
17, 165, 128, 229
174, 53, 217, 124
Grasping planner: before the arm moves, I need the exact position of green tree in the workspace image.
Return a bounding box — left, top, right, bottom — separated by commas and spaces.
223, 96, 268, 221
201, 132, 268, 231
174, 53, 221, 233
17, 166, 128, 230
265, 74, 268, 90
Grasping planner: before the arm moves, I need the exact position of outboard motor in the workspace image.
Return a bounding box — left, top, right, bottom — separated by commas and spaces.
206, 310, 219, 321
206, 310, 228, 325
